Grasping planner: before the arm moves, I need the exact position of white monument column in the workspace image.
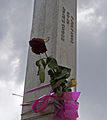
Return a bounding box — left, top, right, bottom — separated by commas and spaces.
21, 0, 77, 119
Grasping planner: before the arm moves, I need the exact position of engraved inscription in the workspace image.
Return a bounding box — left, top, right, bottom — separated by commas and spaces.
62, 7, 66, 23
66, 11, 70, 25
70, 16, 74, 44
61, 7, 66, 41
60, 6, 75, 44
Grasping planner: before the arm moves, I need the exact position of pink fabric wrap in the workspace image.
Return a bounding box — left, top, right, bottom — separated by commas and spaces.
13, 83, 80, 119
32, 92, 80, 120
20, 83, 80, 120
52, 101, 79, 120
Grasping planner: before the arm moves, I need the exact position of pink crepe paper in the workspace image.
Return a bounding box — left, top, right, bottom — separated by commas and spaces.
32, 92, 80, 120
21, 83, 80, 120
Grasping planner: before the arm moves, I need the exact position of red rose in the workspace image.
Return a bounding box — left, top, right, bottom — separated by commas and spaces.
29, 38, 47, 54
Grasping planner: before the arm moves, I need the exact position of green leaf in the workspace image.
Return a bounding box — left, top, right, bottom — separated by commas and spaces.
46, 56, 58, 69
60, 66, 71, 78
36, 59, 46, 69
48, 69, 54, 78
41, 59, 46, 68
53, 66, 71, 80
36, 59, 45, 83
51, 79, 66, 89
39, 64, 45, 83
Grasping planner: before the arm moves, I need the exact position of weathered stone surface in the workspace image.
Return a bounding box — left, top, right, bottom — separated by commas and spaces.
21, 0, 77, 119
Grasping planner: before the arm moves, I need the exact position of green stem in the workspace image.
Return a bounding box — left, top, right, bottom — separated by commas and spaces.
45, 52, 48, 58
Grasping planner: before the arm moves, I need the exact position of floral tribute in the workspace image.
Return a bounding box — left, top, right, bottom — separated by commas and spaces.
23, 38, 80, 120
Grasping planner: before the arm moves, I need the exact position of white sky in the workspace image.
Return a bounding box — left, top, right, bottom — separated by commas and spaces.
0, 0, 107, 120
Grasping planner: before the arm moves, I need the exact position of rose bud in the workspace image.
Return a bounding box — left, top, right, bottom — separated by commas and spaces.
68, 79, 77, 87
29, 38, 47, 54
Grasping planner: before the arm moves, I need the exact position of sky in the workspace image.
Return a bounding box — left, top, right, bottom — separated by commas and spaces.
0, 0, 107, 120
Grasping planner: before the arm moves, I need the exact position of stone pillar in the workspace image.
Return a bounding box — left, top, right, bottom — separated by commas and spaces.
21, 0, 77, 119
